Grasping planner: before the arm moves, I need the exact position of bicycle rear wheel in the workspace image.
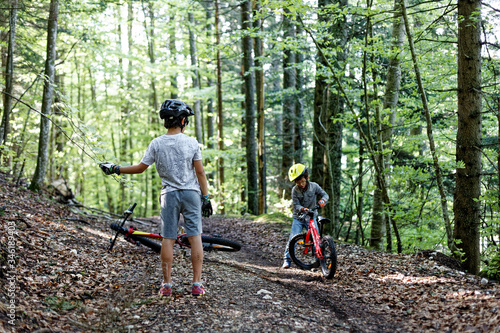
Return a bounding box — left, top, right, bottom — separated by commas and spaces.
180, 235, 241, 252
319, 236, 337, 279
288, 233, 320, 270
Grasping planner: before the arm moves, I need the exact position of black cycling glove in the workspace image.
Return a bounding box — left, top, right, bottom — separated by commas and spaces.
201, 195, 213, 217
99, 162, 120, 175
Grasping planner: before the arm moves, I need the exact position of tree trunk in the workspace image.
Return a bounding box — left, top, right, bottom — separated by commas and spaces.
314, 0, 347, 236
356, 141, 365, 245
370, 0, 405, 250
188, 12, 203, 144
302, 14, 403, 253
401, 0, 458, 256
454, 0, 482, 274
30, 0, 59, 192
294, 25, 304, 163
281, 9, 295, 200
202, 3, 215, 186
216, 0, 225, 214
0, 0, 17, 151
143, 0, 160, 215
241, 0, 258, 215
254, 0, 266, 214
169, 12, 178, 99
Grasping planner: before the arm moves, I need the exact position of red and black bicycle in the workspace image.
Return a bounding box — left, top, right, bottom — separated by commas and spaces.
287, 205, 337, 279
109, 203, 241, 253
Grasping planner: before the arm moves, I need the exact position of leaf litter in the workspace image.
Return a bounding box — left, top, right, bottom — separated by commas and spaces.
0, 174, 499, 332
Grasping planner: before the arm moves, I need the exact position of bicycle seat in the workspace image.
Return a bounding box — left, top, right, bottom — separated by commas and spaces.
318, 216, 331, 225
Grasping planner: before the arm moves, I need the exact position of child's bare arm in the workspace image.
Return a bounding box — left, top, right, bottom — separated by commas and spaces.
119, 163, 149, 174
194, 160, 209, 196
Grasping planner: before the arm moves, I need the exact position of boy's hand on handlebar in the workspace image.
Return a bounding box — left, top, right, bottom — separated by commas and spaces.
318, 199, 326, 208
100, 162, 120, 175
300, 207, 309, 213
201, 195, 213, 217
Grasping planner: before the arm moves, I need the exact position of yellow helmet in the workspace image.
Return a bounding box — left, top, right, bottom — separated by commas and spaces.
288, 163, 307, 182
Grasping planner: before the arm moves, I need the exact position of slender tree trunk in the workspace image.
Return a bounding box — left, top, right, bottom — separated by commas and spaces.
203, 4, 215, 186
30, 0, 59, 192
189, 12, 203, 144
312, 0, 331, 186
356, 141, 365, 245
204, 5, 215, 151
294, 26, 304, 163
370, 0, 405, 250
316, 0, 347, 235
0, 0, 17, 151
241, 0, 258, 214
302, 14, 403, 253
401, 0, 458, 256
453, 0, 482, 274
281, 9, 295, 200
142, 1, 160, 215
216, 0, 225, 213
169, 12, 178, 99
254, 0, 266, 214
52, 69, 65, 180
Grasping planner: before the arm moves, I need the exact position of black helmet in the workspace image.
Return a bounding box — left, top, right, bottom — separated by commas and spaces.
159, 99, 194, 120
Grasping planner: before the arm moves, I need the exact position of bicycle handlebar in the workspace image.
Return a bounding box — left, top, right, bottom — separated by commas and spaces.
109, 203, 136, 252
299, 205, 320, 220
124, 203, 137, 216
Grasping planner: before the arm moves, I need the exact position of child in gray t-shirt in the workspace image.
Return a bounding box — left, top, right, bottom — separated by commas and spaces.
100, 99, 212, 297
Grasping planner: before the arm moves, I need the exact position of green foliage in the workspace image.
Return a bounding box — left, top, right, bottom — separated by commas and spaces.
44, 296, 80, 311
253, 212, 290, 224
481, 250, 500, 281
4, 0, 499, 271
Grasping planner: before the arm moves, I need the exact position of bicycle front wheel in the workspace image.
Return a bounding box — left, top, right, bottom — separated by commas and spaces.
110, 223, 162, 253
319, 236, 337, 279
180, 235, 241, 252
288, 233, 320, 270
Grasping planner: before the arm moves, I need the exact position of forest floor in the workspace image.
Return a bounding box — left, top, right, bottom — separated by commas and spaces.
0, 175, 499, 333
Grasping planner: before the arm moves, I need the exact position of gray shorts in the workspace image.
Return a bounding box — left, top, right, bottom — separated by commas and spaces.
160, 190, 202, 239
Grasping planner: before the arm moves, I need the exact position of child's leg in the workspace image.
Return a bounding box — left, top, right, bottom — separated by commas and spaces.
187, 234, 203, 283
179, 190, 204, 283
159, 190, 181, 284
283, 218, 305, 260
160, 238, 176, 283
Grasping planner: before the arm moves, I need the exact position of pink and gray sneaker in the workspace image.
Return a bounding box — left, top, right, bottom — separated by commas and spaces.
159, 283, 172, 296
192, 283, 205, 297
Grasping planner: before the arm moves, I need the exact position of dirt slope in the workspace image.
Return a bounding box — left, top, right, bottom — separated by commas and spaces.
0, 177, 499, 332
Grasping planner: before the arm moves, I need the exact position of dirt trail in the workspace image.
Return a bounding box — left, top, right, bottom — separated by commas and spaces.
0, 178, 499, 332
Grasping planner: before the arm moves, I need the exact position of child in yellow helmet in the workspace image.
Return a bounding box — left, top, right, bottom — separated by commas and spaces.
282, 164, 329, 269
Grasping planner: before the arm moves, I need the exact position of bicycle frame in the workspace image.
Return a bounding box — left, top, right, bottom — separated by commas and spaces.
302, 206, 324, 259
122, 225, 189, 248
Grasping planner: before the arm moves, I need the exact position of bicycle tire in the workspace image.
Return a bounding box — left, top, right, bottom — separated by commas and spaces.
110, 223, 162, 253
319, 235, 337, 279
130, 235, 162, 253
180, 235, 241, 252
288, 233, 320, 270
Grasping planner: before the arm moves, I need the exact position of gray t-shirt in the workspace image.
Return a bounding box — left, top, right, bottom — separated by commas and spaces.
141, 133, 202, 193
